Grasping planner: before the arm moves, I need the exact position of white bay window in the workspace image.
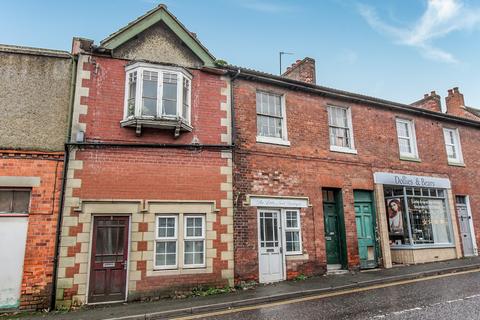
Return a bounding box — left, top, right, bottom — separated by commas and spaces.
122, 62, 192, 135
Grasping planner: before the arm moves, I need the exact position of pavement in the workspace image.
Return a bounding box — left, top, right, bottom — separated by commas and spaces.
8, 256, 480, 320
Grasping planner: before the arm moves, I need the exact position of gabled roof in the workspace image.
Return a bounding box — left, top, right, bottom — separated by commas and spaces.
223, 64, 480, 128
100, 4, 216, 67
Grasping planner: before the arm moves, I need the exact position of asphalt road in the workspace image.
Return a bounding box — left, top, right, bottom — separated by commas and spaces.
185, 270, 480, 320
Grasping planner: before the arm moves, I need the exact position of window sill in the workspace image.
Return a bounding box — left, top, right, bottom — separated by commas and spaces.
399, 156, 421, 162
256, 136, 291, 146
329, 146, 357, 155
285, 253, 309, 261
121, 116, 192, 135
448, 161, 465, 167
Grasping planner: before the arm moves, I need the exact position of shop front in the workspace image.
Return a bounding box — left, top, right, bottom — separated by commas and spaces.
374, 172, 462, 265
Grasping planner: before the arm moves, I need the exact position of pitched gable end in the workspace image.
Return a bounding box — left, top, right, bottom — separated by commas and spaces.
100, 4, 215, 67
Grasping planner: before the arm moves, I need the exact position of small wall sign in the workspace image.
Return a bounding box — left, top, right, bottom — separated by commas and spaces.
249, 196, 309, 208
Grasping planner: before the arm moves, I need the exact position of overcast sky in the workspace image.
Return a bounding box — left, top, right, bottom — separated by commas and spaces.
1, 0, 479, 108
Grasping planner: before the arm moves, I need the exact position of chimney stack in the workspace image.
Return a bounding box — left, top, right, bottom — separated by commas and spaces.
445, 87, 465, 116
282, 57, 316, 84
411, 90, 442, 113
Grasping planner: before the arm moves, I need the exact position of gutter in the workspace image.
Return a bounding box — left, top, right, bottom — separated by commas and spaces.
50, 55, 77, 310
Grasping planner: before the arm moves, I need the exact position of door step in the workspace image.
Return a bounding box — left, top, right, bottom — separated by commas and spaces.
326, 264, 348, 275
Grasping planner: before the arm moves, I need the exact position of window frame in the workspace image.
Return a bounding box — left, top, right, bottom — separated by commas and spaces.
283, 209, 302, 255
443, 127, 464, 165
395, 118, 419, 160
154, 215, 178, 270
183, 214, 206, 268
0, 189, 31, 216
327, 105, 357, 154
255, 90, 290, 146
124, 62, 192, 125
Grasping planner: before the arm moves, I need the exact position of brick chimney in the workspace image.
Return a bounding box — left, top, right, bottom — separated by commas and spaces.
71, 37, 94, 55
411, 91, 442, 113
445, 87, 465, 116
282, 57, 316, 84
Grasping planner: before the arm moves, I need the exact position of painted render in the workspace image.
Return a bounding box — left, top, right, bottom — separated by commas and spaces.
0, 45, 73, 151
112, 21, 203, 68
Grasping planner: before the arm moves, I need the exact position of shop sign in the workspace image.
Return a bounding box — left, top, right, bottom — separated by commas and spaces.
374, 172, 451, 189
249, 196, 309, 208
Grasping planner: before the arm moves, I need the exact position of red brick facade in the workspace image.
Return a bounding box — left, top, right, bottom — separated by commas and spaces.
0, 150, 64, 310
56, 54, 233, 307
232, 76, 480, 281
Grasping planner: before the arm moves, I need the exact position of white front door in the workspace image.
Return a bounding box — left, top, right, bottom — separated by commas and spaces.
258, 210, 284, 283
0, 217, 28, 309
456, 196, 477, 257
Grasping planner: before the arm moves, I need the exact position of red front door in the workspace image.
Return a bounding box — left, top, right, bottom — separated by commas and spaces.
88, 216, 129, 303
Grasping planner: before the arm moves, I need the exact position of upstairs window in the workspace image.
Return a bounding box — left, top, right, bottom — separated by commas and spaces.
396, 118, 419, 160
443, 128, 464, 165
327, 105, 356, 153
0, 190, 30, 215
256, 91, 289, 146
123, 62, 192, 135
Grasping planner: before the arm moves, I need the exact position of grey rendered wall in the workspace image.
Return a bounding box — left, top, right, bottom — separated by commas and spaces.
112, 21, 203, 68
0, 49, 72, 151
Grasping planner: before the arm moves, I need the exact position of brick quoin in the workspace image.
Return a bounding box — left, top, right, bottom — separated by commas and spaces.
233, 78, 480, 282
0, 151, 63, 310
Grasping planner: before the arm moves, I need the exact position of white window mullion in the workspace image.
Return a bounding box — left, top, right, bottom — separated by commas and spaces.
157, 72, 163, 118
176, 72, 182, 118
135, 68, 143, 117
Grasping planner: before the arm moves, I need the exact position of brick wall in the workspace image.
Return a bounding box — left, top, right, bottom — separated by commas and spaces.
56, 55, 233, 307
0, 150, 63, 310
233, 78, 480, 281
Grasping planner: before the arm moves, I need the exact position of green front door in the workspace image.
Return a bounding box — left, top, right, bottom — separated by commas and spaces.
354, 191, 378, 269
324, 202, 341, 264
323, 189, 345, 266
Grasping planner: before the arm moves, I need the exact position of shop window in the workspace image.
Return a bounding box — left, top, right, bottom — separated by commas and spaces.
443, 128, 464, 165
396, 118, 419, 160
256, 91, 290, 146
384, 186, 452, 246
0, 189, 30, 215
285, 210, 302, 254
327, 105, 356, 154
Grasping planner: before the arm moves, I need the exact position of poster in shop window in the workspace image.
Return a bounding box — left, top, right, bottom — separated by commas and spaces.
387, 198, 404, 235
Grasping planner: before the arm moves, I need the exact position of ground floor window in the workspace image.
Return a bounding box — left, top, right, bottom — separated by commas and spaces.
285, 210, 302, 254
0, 189, 30, 214
384, 186, 452, 246
155, 214, 205, 269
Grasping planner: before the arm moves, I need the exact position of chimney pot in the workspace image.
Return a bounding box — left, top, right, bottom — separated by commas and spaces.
430, 91, 436, 96
281, 57, 316, 84
424, 93, 429, 98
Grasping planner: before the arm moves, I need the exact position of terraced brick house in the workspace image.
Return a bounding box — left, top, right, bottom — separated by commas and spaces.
228, 58, 480, 283
54, 5, 234, 308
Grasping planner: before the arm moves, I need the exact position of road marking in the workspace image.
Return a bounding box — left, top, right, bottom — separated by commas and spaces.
173, 268, 480, 320
370, 290, 480, 319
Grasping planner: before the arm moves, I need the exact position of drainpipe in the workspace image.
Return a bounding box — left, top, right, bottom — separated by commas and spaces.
229, 69, 240, 146
50, 54, 77, 310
